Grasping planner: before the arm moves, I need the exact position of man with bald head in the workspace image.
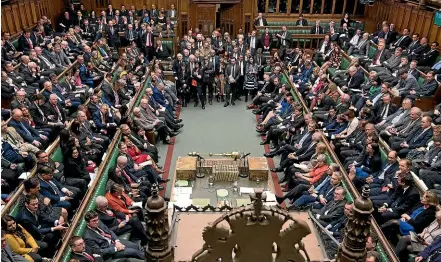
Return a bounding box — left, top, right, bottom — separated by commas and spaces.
8, 109, 48, 148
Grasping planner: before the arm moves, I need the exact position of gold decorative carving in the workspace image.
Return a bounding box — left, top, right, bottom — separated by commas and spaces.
191, 188, 311, 262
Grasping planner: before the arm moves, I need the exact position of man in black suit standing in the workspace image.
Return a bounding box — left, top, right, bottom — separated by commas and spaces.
124, 23, 137, 45
105, 20, 119, 48
95, 196, 148, 246
69, 236, 104, 262
312, 186, 347, 227
253, 13, 268, 27
201, 56, 215, 106
247, 30, 258, 56
83, 211, 144, 261
375, 173, 420, 224
224, 57, 240, 107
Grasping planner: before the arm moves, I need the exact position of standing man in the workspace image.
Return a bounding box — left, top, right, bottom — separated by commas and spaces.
144, 26, 154, 61
224, 57, 240, 107
276, 26, 292, 59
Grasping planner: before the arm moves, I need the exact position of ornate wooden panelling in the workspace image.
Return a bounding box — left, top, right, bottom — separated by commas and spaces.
2, 0, 64, 37
365, 0, 441, 44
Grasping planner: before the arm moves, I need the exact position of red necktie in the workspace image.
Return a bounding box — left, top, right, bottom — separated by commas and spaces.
83, 252, 94, 261
121, 169, 133, 184
97, 228, 115, 244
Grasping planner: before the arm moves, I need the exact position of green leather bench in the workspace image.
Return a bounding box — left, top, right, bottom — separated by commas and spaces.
60, 142, 122, 262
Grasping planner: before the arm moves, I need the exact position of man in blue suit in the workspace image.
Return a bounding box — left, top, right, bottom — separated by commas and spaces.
264, 121, 316, 158
152, 83, 174, 115
77, 55, 95, 87
354, 150, 399, 193
16, 194, 66, 249
8, 109, 48, 148
92, 104, 117, 137
37, 166, 75, 209
286, 171, 343, 210
391, 116, 434, 158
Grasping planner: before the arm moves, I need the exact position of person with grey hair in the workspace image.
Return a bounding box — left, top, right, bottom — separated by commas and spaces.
94, 196, 148, 246
132, 107, 177, 145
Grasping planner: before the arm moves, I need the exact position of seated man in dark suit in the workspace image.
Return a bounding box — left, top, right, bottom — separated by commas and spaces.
264, 121, 317, 158
310, 20, 324, 34
95, 196, 148, 246
311, 186, 347, 227
324, 201, 353, 241
37, 166, 77, 210
18, 30, 36, 54
295, 14, 308, 26
16, 194, 67, 251
356, 150, 399, 194
69, 236, 104, 262
155, 40, 172, 59
83, 211, 144, 261
405, 71, 439, 100
43, 94, 69, 127
375, 172, 420, 225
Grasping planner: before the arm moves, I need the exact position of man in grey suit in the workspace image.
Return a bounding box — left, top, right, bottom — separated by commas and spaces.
52, 43, 71, 68
224, 57, 240, 107
381, 106, 422, 142
347, 32, 370, 56
395, 69, 419, 97
376, 98, 412, 132
372, 48, 403, 76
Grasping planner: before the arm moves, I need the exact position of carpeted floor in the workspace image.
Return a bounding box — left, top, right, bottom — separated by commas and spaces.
155, 99, 284, 198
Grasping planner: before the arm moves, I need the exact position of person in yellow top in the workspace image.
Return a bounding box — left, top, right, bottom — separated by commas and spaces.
1, 215, 46, 262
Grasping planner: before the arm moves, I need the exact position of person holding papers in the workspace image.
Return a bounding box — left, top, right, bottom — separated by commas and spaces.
105, 184, 144, 222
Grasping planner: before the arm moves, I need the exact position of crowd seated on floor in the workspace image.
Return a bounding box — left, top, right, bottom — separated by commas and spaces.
1, 3, 186, 261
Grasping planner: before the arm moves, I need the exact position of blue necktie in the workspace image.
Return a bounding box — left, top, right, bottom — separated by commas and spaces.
20, 122, 32, 136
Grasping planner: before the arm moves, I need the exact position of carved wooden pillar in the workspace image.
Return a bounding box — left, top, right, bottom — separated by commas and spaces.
144, 185, 174, 262
336, 185, 374, 262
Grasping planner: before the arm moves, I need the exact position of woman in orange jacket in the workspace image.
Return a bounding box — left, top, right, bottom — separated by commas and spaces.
105, 183, 145, 221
